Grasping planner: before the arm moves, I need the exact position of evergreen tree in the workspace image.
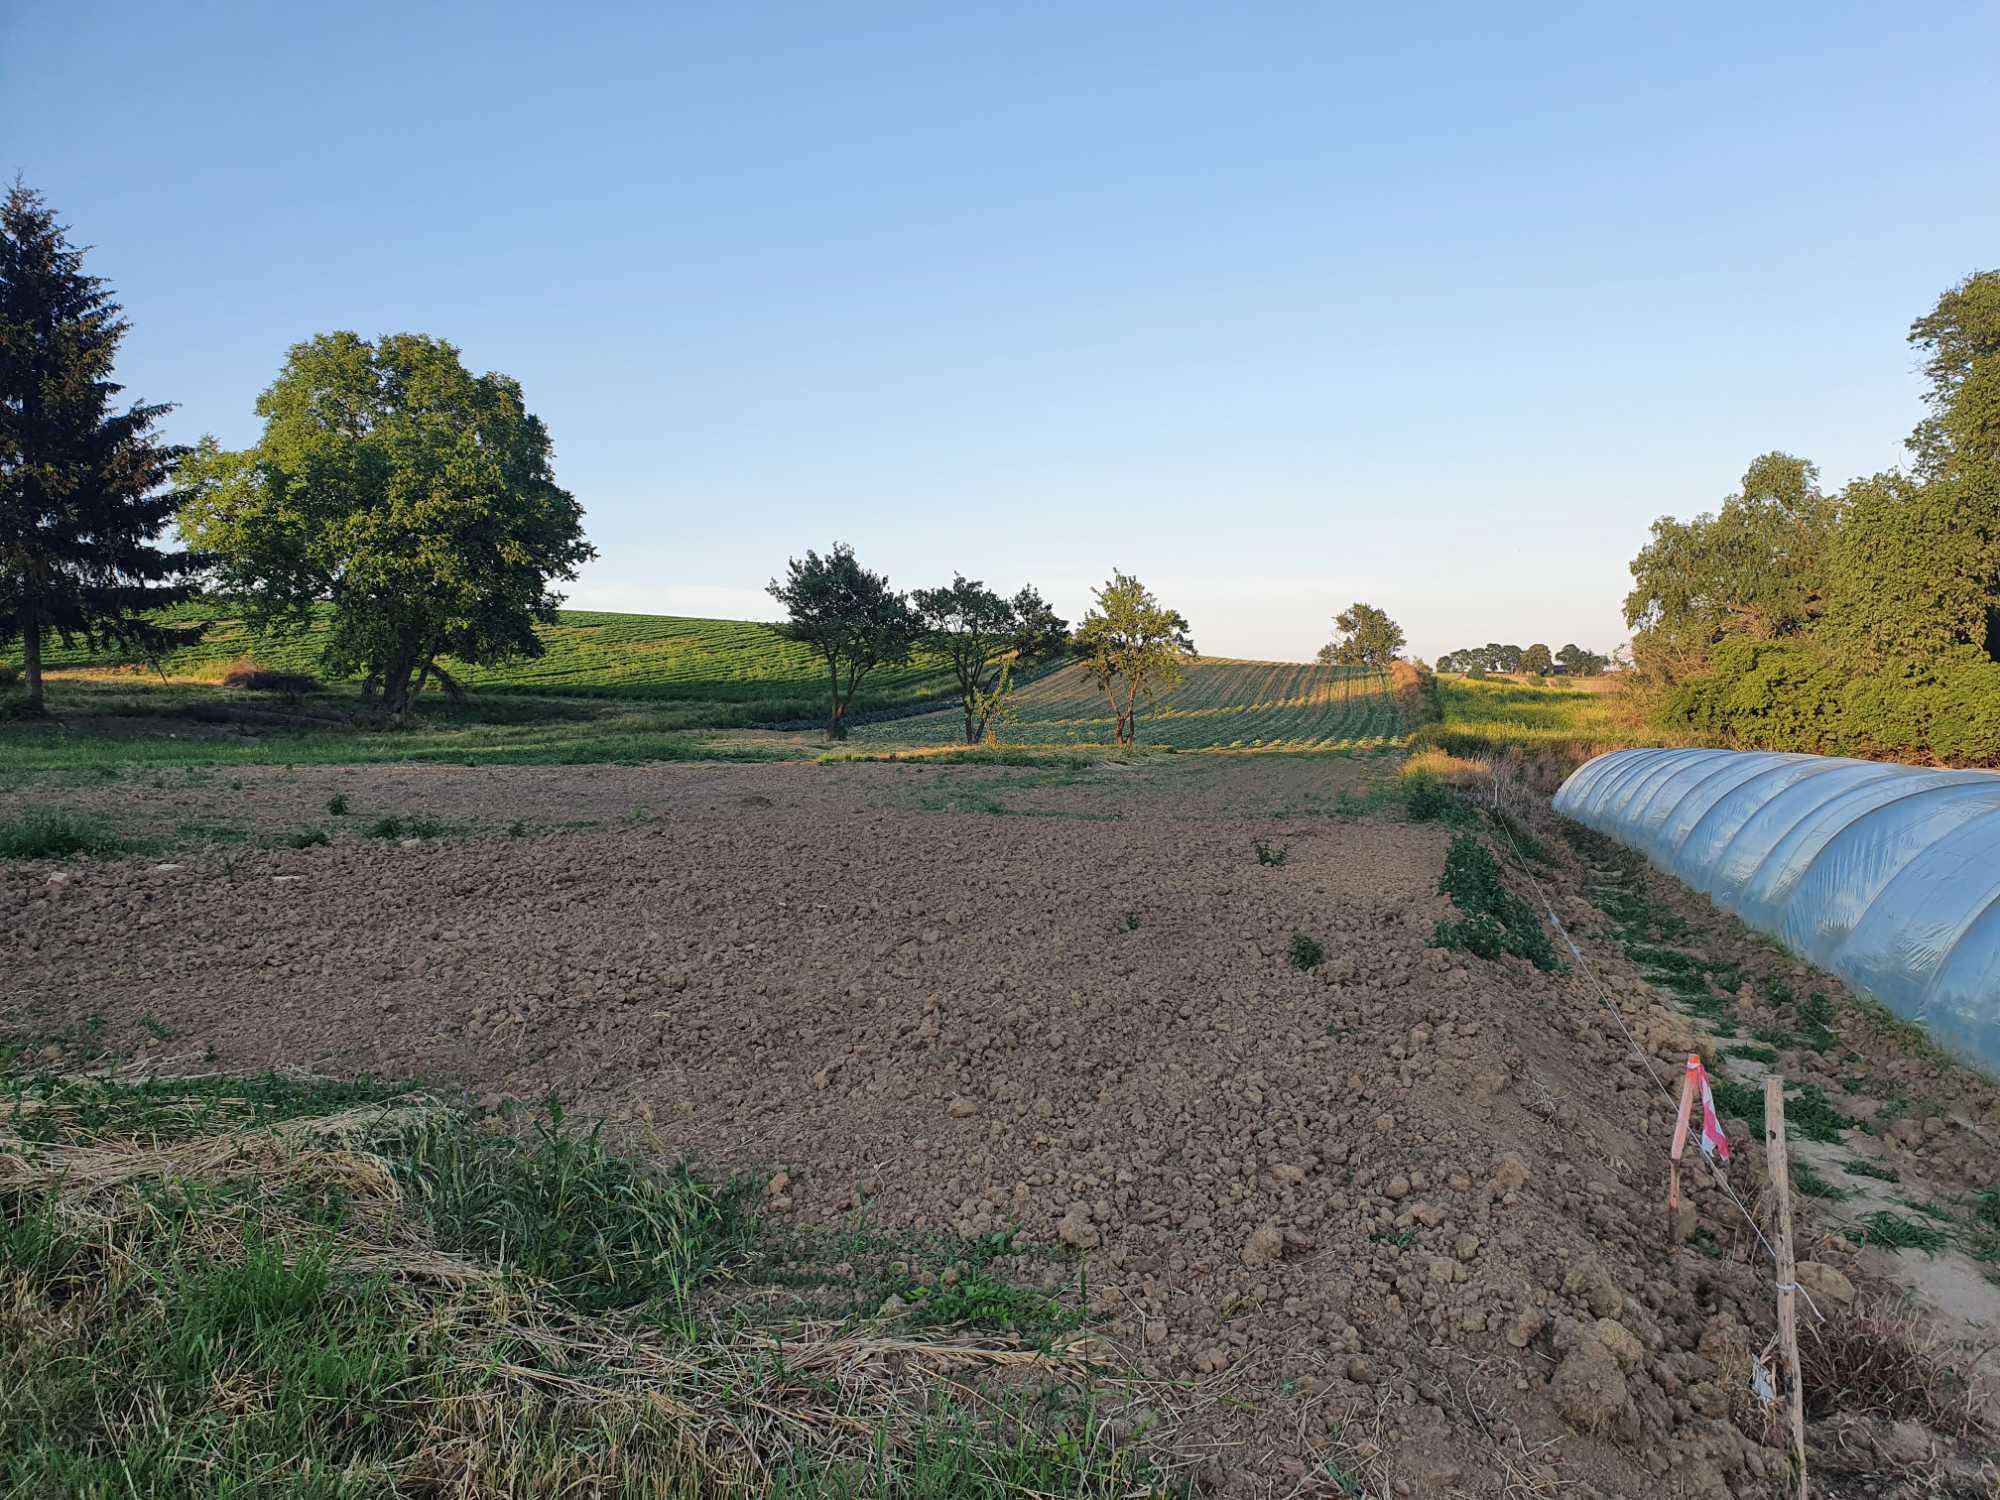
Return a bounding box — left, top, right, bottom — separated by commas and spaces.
0, 183, 200, 708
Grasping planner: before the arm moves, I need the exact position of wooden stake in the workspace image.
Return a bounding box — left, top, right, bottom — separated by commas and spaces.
1764, 1075, 1808, 1500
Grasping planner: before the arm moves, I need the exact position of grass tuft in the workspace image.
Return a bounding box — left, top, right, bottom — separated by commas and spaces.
1288, 933, 1325, 971
0, 809, 127, 861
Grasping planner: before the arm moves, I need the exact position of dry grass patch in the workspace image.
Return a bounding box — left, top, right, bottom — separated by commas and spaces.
0, 1067, 1168, 1498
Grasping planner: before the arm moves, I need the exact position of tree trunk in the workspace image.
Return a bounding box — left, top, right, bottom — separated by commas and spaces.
828, 701, 848, 740
20, 606, 43, 708
381, 657, 419, 722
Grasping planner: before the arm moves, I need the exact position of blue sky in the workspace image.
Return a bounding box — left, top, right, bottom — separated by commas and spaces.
6, 2, 1997, 661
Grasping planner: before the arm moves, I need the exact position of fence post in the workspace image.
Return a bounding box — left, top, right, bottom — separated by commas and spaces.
1764, 1076, 1808, 1499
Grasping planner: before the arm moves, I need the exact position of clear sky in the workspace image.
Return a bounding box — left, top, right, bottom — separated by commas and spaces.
6, 2, 1997, 662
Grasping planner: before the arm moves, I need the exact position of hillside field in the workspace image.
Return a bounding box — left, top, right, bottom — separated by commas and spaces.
4, 601, 965, 715
856, 659, 1400, 752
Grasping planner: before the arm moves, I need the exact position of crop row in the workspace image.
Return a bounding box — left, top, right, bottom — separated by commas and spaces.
855, 661, 1405, 751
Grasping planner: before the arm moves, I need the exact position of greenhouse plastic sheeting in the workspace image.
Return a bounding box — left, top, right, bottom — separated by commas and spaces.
1553, 747, 2000, 1077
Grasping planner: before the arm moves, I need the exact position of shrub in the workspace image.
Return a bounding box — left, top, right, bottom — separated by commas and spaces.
221, 658, 319, 695
0, 663, 18, 688
1403, 773, 1456, 822
365, 815, 446, 840
1288, 933, 1324, 970
1253, 839, 1289, 867
327, 794, 349, 816
283, 828, 330, 849
1657, 638, 2000, 765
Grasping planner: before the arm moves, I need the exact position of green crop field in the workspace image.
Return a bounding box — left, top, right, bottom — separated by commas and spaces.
852, 658, 1404, 751
7, 600, 964, 714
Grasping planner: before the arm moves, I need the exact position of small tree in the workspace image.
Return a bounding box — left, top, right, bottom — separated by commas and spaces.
180, 332, 594, 717
0, 184, 202, 708
768, 542, 916, 740
911, 575, 1069, 743
1076, 571, 1195, 744
1327, 602, 1406, 670
1521, 642, 1554, 676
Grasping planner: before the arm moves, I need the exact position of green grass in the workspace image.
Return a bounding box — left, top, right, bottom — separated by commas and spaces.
0, 809, 131, 860
1790, 1160, 1850, 1200
4, 601, 969, 712
1289, 933, 1325, 970
1417, 673, 1631, 758
851, 658, 1404, 752
0, 1067, 1155, 1499
1844, 1212, 1952, 1253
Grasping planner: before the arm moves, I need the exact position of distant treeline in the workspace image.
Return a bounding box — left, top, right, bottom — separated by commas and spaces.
1435, 643, 1610, 676
1623, 270, 2000, 766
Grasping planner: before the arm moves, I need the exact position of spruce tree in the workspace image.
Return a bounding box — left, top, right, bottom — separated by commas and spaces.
0, 182, 199, 708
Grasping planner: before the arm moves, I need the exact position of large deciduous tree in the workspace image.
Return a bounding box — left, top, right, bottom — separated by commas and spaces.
0, 183, 201, 708
1820, 274, 2000, 669
768, 542, 916, 740
1076, 571, 1194, 744
180, 332, 594, 717
1326, 602, 1405, 670
1520, 642, 1553, 676
911, 574, 1069, 743
1623, 451, 1839, 683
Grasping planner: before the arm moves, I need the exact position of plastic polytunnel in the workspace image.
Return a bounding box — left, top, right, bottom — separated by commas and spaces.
1552, 747, 2000, 1078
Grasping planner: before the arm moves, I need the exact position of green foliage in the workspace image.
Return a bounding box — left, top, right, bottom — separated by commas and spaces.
395, 1100, 755, 1314
281, 827, 329, 849
1075, 572, 1196, 744
0, 184, 201, 708
1627, 274, 2000, 759
178, 332, 595, 716
0, 1070, 1140, 1497
1624, 451, 1837, 681
880, 1229, 1085, 1340
1288, 933, 1324, 970
768, 542, 917, 740
1555, 643, 1610, 676
1418, 674, 1626, 760
1658, 636, 2000, 765
1845, 1212, 1951, 1253
909, 576, 1068, 745
1790, 1161, 1849, 1201
364, 814, 445, 840
1431, 834, 1558, 970
0, 809, 126, 860
1254, 839, 1290, 868
1326, 602, 1405, 671
1520, 643, 1553, 676
1400, 768, 1480, 828
325, 793, 348, 816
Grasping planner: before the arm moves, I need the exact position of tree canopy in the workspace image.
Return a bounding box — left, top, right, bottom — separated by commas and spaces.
1326, 602, 1405, 670
1076, 572, 1195, 744
1636, 269, 2000, 763
768, 542, 916, 740
1520, 643, 1553, 676
910, 575, 1068, 744
1623, 452, 1839, 683
181, 332, 593, 716
0, 183, 201, 707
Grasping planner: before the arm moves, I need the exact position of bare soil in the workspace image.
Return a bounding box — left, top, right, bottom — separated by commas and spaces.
5, 753, 1995, 1498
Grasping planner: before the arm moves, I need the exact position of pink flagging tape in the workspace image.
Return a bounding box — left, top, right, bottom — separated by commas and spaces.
1668, 1053, 1731, 1210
